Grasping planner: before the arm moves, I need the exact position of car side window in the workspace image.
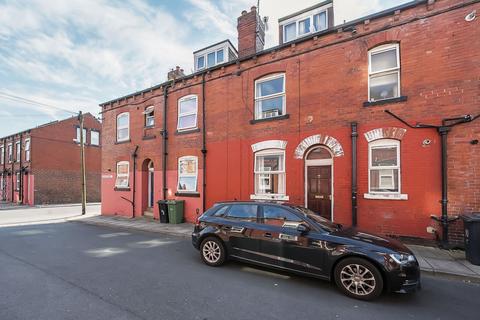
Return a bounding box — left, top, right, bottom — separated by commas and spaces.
262, 205, 303, 227
212, 205, 230, 217
226, 204, 258, 221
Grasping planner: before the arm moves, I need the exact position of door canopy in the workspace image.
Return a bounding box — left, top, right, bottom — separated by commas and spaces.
294, 134, 344, 159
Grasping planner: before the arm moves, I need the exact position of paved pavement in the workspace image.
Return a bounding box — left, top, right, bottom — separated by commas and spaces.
79, 215, 192, 238
0, 203, 100, 227
1, 221, 479, 320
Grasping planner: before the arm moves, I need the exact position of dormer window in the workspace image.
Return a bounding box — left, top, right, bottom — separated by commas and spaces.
279, 2, 331, 44
194, 40, 237, 72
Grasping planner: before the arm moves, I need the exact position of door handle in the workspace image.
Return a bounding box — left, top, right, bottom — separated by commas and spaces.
223, 226, 232, 230
264, 232, 272, 238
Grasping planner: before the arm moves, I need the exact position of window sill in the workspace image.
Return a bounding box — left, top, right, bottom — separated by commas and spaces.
114, 187, 131, 191
250, 194, 290, 201
363, 193, 408, 200
175, 128, 200, 135
175, 192, 200, 197
250, 114, 290, 125
363, 96, 407, 107
144, 125, 155, 129
142, 135, 156, 140
115, 139, 131, 145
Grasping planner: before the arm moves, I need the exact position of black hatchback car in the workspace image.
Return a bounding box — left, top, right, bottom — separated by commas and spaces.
192, 201, 420, 300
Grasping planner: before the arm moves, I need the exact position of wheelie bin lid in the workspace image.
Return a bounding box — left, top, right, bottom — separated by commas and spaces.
461, 213, 480, 222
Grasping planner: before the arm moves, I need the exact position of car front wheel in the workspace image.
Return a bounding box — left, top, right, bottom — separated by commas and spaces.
200, 237, 226, 267
334, 257, 384, 301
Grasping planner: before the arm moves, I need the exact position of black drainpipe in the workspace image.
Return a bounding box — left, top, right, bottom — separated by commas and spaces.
201, 73, 207, 213
131, 145, 139, 218
385, 110, 480, 248
19, 133, 23, 204
351, 122, 358, 227
162, 82, 173, 200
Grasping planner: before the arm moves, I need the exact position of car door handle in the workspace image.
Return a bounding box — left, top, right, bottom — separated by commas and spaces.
223, 226, 232, 230
264, 232, 272, 238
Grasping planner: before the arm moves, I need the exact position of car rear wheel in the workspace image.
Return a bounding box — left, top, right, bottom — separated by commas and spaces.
200, 237, 226, 267
334, 257, 383, 301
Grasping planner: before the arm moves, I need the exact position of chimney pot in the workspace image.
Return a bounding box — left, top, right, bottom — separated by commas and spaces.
241, 10, 247, 15
250, 6, 257, 12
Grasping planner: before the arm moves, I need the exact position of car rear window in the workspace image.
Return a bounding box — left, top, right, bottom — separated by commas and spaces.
226, 204, 258, 219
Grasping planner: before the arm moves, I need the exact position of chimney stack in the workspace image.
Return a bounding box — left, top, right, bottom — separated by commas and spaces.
237, 6, 265, 58
167, 66, 185, 81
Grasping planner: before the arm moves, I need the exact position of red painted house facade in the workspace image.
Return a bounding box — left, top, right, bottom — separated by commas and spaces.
100, 0, 479, 244
0, 114, 102, 205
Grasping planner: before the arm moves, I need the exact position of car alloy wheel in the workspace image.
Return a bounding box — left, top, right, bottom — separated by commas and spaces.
340, 264, 376, 296
334, 257, 383, 300
200, 237, 226, 266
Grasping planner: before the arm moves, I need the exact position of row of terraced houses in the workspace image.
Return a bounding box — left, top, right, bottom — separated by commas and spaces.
98, 0, 479, 245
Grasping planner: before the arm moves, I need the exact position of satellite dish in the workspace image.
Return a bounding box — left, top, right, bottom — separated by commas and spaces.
465, 10, 476, 22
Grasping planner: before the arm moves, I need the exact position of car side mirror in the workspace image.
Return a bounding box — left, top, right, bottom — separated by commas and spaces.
296, 223, 309, 234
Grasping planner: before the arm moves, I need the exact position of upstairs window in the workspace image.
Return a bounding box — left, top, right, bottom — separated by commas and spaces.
90, 131, 100, 146
7, 143, 12, 163
254, 150, 286, 196
197, 56, 205, 70
254, 74, 286, 120
76, 127, 87, 144
177, 95, 198, 131
177, 156, 198, 193
25, 139, 30, 161
368, 43, 400, 101
0, 145, 4, 165
116, 112, 130, 142
115, 161, 130, 188
369, 139, 401, 194
283, 10, 328, 43
144, 106, 154, 127
15, 141, 20, 162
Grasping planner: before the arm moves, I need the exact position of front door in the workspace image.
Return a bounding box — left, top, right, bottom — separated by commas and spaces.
307, 165, 332, 220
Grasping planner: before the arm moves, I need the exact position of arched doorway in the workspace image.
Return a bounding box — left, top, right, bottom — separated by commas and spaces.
141, 159, 155, 217
147, 160, 154, 209
305, 146, 333, 221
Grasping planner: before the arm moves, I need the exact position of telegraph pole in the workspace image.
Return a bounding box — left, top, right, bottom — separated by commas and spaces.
78, 111, 87, 215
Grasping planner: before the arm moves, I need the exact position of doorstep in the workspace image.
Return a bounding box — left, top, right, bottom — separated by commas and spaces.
407, 244, 480, 282
76, 215, 193, 238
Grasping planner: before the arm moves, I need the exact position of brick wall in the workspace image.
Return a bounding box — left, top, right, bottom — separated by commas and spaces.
101, 0, 479, 242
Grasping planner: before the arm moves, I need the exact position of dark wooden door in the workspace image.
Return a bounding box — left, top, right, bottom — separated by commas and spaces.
307, 165, 332, 220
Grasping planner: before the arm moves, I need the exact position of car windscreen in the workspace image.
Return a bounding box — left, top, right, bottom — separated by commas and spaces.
289, 206, 338, 232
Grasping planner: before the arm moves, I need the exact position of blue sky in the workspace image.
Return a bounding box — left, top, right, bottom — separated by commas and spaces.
0, 0, 409, 137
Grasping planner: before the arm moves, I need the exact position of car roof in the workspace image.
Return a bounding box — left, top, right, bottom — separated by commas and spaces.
214, 200, 294, 207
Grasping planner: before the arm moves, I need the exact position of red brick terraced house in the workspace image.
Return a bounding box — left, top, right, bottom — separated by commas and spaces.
100, 0, 479, 246
0, 114, 102, 205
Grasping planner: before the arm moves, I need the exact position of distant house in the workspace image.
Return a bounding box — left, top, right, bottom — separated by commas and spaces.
0, 113, 101, 205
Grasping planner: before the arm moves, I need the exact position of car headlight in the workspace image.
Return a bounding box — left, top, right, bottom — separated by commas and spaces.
389, 253, 416, 265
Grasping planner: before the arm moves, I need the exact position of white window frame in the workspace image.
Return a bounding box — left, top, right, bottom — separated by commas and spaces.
143, 106, 155, 127
0, 145, 4, 165
282, 9, 328, 43
252, 149, 286, 199
177, 95, 198, 131
365, 139, 408, 200
15, 141, 20, 162
7, 143, 12, 163
196, 48, 225, 71
75, 127, 87, 144
24, 138, 30, 162
115, 161, 130, 188
90, 130, 100, 146
254, 73, 286, 120
116, 112, 130, 142
177, 156, 198, 193
368, 43, 401, 102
